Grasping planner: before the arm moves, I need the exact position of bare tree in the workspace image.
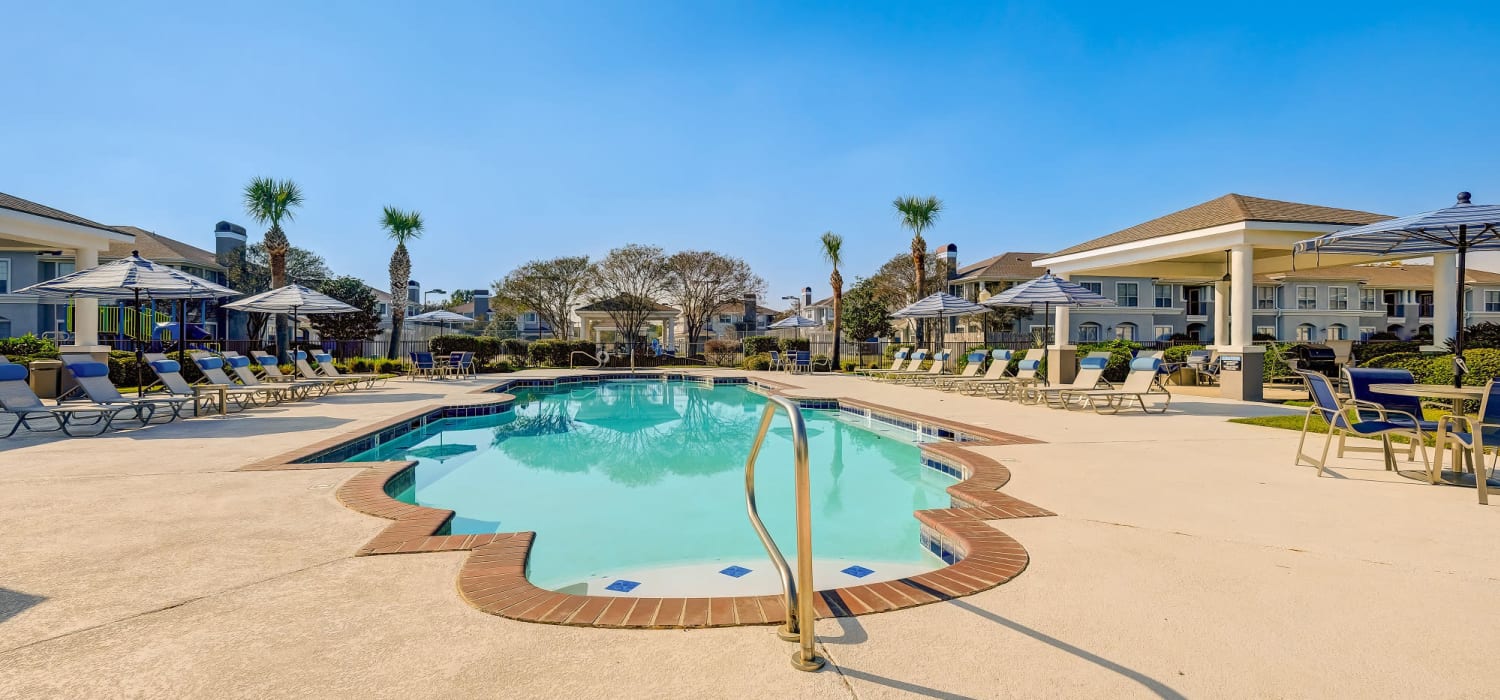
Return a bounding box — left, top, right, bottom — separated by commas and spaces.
591, 245, 671, 359
492, 256, 593, 340
663, 250, 765, 356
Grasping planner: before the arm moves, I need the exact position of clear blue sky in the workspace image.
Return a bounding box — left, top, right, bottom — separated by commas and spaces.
4, 1, 1497, 304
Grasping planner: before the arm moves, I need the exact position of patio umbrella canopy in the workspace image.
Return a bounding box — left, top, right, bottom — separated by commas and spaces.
1294, 192, 1500, 386
14, 251, 240, 396
406, 310, 475, 324
223, 284, 360, 357
769, 314, 820, 339
982, 272, 1114, 347
890, 292, 990, 348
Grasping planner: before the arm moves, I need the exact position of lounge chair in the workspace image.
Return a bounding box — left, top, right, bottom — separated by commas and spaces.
1432, 378, 1500, 505
916, 352, 986, 388
1295, 370, 1430, 475
961, 349, 1043, 398
0, 363, 142, 437
61, 359, 192, 422
312, 352, 385, 389
191, 353, 306, 404
873, 350, 931, 381
253, 351, 338, 394
1060, 357, 1171, 414
294, 351, 360, 391
853, 348, 910, 377
222, 353, 317, 399
890, 351, 952, 384
146, 356, 262, 412
937, 350, 1012, 391
1034, 352, 1113, 408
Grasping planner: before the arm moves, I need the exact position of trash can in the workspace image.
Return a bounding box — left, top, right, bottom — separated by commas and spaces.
28, 359, 63, 399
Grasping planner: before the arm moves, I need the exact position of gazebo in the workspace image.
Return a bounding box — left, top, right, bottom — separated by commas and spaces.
1032, 194, 1395, 400
573, 296, 681, 349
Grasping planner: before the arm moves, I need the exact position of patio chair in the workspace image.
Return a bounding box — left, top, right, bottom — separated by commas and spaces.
891, 351, 952, 384
449, 351, 476, 378
767, 351, 783, 372
788, 351, 813, 373
937, 350, 1013, 392
920, 352, 987, 389
61, 359, 192, 423
853, 349, 908, 377
312, 353, 385, 389
1295, 371, 1430, 476
0, 363, 142, 437
1034, 352, 1113, 408
1060, 357, 1171, 414
409, 352, 447, 380
1185, 350, 1220, 386
253, 351, 338, 394
294, 351, 360, 391
191, 353, 304, 404
1432, 379, 1500, 505
961, 349, 1043, 398
222, 353, 317, 399
1341, 368, 1438, 465
872, 350, 930, 381
146, 357, 260, 412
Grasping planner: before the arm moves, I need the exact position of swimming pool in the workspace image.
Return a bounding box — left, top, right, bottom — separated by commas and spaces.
347, 380, 959, 596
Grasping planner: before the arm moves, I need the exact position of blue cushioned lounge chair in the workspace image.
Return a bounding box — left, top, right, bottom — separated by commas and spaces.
62, 359, 191, 422
1295, 370, 1430, 475
193, 353, 306, 403
1432, 379, 1500, 505
145, 357, 260, 413
1059, 357, 1170, 414
938, 350, 1012, 392
0, 363, 141, 437
312, 353, 385, 388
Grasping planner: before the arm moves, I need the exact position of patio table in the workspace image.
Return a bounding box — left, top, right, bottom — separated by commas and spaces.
1369, 383, 1488, 488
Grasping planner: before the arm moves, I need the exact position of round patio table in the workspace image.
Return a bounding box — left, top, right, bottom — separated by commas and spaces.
1369, 383, 1491, 488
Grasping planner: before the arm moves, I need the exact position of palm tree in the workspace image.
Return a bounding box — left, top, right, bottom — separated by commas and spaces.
893, 195, 942, 342
381, 206, 425, 359
242, 177, 304, 361
820, 231, 844, 371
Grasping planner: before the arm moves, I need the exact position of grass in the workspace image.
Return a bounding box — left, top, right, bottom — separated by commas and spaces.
1230, 405, 1447, 446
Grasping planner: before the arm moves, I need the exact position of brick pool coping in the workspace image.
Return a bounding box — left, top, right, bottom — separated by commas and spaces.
245, 371, 1054, 628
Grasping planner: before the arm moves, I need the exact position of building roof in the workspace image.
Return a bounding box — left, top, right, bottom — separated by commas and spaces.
104, 226, 224, 270
577, 296, 678, 313
1049, 194, 1391, 258
0, 191, 122, 235
952, 252, 1050, 281
708, 302, 780, 315
1256, 262, 1500, 288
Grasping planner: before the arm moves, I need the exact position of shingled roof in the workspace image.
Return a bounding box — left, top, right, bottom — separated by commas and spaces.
1257, 263, 1500, 288
0, 191, 122, 235
105, 226, 224, 271
953, 252, 1049, 281
577, 296, 678, 313
1048, 194, 1391, 258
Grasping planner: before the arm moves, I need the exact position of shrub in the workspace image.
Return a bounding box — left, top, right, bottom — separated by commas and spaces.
776, 337, 810, 353
0, 334, 59, 358
1446, 322, 1500, 351
1366, 332, 1402, 341
428, 335, 505, 364
1077, 339, 1143, 382
1354, 340, 1422, 364
375, 359, 408, 375
484, 359, 517, 373
500, 338, 530, 358
347, 357, 376, 373
704, 339, 739, 367
108, 350, 206, 386
1252, 332, 1278, 342
812, 354, 829, 370
743, 353, 771, 371
1360, 349, 1500, 387
1163, 344, 1205, 364
841, 360, 859, 372
742, 336, 779, 355
1362, 352, 1428, 371
1263, 342, 1304, 380
529, 339, 597, 366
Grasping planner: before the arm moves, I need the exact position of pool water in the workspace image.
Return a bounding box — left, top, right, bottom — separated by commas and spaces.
351, 381, 955, 595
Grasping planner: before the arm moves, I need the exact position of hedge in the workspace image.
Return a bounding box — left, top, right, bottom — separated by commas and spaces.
0, 334, 59, 358
1360, 349, 1500, 387
743, 353, 772, 371
529, 339, 598, 366
777, 337, 810, 353
428, 335, 505, 364
1354, 340, 1422, 364
1077, 339, 1142, 382
742, 336, 779, 355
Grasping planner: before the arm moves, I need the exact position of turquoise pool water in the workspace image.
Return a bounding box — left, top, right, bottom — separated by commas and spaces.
351, 380, 955, 595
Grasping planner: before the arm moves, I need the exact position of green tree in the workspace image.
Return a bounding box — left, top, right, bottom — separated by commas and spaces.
841, 276, 893, 343
493, 255, 593, 340
819, 231, 844, 369
892, 195, 942, 341
448, 289, 474, 307
309, 275, 383, 340
218, 243, 329, 342
242, 177, 305, 361
381, 206, 425, 359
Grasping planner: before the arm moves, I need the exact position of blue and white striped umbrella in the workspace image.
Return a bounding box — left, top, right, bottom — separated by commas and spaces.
982, 273, 1114, 347
769, 315, 820, 329
889, 292, 989, 319
1294, 192, 1500, 386
15, 250, 239, 300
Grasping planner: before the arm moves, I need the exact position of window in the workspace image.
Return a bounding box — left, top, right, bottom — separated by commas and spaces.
377, 303, 388, 317
718, 314, 732, 324
1329, 287, 1349, 310
1417, 291, 1434, 317
1153, 325, 1173, 341
1114, 322, 1137, 340
1326, 324, 1347, 341
1297, 287, 1316, 310
1080, 281, 1102, 295
1255, 286, 1276, 310
1078, 322, 1101, 342
0, 259, 9, 294
0, 316, 9, 338
1361, 288, 1379, 311
1487, 291, 1500, 312
1360, 326, 1376, 340
1116, 282, 1138, 307
1256, 325, 1277, 339
1154, 284, 1172, 308
524, 312, 538, 324
1296, 323, 1316, 341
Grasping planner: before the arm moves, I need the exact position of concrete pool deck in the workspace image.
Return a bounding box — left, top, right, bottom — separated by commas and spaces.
1, 369, 1496, 698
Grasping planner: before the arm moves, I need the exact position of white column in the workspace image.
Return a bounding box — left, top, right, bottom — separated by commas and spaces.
1230, 245, 1254, 348
1430, 252, 1458, 350
1053, 273, 1071, 348
1212, 282, 1229, 347
71, 246, 100, 348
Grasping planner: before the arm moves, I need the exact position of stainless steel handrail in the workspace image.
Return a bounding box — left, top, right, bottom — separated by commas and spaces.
744, 394, 824, 672
568, 350, 606, 369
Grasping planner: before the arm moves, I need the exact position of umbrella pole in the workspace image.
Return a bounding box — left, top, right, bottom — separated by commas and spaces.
1455, 230, 1469, 388
135, 290, 144, 398
178, 298, 186, 368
